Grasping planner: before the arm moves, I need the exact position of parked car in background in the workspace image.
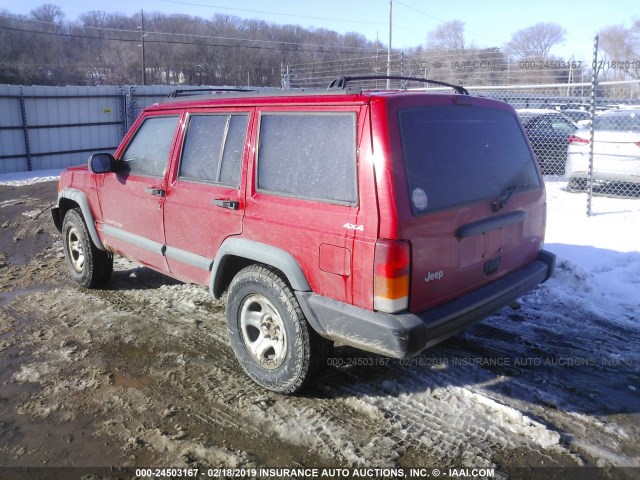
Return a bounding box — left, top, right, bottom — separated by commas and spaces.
517, 109, 578, 175
563, 109, 591, 127
565, 109, 640, 191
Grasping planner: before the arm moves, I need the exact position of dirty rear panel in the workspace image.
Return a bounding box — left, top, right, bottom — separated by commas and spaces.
377, 94, 546, 313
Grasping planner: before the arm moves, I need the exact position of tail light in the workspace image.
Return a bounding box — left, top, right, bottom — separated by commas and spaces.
374, 239, 410, 313
569, 135, 590, 145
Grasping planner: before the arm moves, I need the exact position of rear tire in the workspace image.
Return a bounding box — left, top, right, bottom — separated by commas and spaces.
568, 177, 587, 192
62, 208, 113, 288
226, 265, 330, 393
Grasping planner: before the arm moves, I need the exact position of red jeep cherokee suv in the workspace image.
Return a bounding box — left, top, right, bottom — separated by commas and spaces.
52, 76, 555, 393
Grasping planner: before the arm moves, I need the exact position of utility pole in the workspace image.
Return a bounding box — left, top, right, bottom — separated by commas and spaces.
387, 0, 392, 89
139, 9, 146, 86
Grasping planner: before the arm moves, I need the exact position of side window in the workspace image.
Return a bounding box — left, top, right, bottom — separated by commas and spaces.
531, 117, 553, 133
179, 114, 248, 187
257, 113, 357, 204
121, 116, 179, 177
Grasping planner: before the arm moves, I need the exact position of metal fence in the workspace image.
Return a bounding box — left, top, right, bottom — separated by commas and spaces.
0, 84, 181, 174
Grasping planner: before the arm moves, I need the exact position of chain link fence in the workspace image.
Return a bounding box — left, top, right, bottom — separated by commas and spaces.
285, 52, 640, 211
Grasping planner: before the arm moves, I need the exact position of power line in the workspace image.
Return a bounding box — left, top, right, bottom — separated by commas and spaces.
157, 0, 388, 26
0, 24, 377, 54
394, 0, 501, 45
0, 13, 378, 53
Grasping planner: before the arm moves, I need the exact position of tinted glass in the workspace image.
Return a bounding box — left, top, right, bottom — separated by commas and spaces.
399, 106, 540, 214
179, 114, 248, 187
220, 115, 249, 186
593, 112, 640, 132
258, 113, 356, 204
121, 116, 179, 177
521, 114, 575, 133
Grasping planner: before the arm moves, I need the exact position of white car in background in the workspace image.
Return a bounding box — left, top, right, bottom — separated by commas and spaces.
565, 109, 640, 190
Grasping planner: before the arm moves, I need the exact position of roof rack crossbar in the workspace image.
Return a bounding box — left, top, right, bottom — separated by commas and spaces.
327, 75, 469, 95
167, 87, 256, 98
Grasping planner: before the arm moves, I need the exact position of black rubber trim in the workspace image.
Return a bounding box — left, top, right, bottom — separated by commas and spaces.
456, 210, 527, 238
297, 250, 555, 359
50, 206, 62, 232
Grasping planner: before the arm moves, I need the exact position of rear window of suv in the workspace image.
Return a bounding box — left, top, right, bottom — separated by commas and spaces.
398, 106, 540, 214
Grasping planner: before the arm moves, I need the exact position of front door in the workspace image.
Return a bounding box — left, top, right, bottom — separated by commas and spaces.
98, 113, 181, 272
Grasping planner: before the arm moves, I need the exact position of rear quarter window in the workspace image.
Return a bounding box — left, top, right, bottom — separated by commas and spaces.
257, 113, 357, 204
398, 106, 540, 214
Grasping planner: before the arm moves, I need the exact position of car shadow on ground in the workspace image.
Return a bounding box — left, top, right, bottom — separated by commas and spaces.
311, 244, 640, 419
107, 265, 183, 291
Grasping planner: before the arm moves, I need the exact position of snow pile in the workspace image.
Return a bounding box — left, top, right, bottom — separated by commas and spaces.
544, 179, 640, 320
0, 168, 62, 186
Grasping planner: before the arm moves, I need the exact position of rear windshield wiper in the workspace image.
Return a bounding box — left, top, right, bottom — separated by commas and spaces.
492, 183, 534, 212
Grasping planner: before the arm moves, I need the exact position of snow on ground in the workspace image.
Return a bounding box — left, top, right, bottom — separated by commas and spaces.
544, 178, 640, 320
0, 168, 63, 186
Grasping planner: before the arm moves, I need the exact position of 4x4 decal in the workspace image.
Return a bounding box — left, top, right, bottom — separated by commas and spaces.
342, 223, 364, 231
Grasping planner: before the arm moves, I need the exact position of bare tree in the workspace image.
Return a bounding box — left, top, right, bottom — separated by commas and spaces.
507, 22, 566, 60
1, 4, 380, 86
30, 4, 64, 24
427, 20, 465, 53
600, 22, 640, 79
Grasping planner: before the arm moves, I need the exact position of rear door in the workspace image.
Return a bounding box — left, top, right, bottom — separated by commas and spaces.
388, 97, 545, 313
243, 107, 364, 304
163, 109, 251, 285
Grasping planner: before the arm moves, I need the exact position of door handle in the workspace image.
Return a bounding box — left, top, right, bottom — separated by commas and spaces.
212, 199, 239, 210
145, 188, 165, 197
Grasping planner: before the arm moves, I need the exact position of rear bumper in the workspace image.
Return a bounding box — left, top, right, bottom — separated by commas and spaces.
297, 250, 556, 359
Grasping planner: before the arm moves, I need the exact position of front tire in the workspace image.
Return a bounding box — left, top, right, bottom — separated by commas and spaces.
226, 265, 329, 394
62, 208, 113, 288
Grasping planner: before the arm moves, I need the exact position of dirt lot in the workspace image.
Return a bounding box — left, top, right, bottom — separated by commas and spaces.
1, 181, 639, 479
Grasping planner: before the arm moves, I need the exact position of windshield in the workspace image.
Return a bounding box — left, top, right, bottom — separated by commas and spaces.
398, 106, 540, 215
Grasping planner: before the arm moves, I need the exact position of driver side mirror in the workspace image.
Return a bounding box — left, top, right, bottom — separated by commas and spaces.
88, 153, 115, 174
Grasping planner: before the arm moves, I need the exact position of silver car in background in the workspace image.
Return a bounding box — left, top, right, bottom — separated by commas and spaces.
565, 109, 640, 191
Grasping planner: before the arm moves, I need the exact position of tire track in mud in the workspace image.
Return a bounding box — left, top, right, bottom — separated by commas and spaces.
3, 263, 625, 470
39, 268, 573, 469
70, 269, 410, 466
67, 272, 360, 465
424, 298, 640, 469
319, 362, 558, 469
463, 304, 640, 468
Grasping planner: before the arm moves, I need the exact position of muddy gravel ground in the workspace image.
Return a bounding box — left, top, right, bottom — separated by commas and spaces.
1, 181, 639, 479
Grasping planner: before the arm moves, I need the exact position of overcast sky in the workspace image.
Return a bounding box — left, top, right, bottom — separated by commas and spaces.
2, 0, 637, 61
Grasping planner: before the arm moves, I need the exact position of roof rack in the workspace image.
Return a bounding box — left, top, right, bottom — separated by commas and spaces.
327, 75, 469, 95
167, 87, 256, 98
